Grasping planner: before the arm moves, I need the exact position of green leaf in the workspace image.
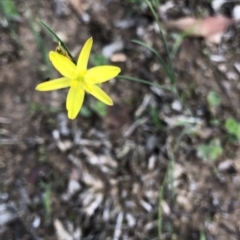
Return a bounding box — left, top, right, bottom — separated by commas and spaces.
200, 230, 206, 240
225, 118, 240, 140
207, 91, 221, 107
90, 53, 108, 66
150, 106, 162, 129
80, 106, 92, 117
41, 183, 51, 221
197, 139, 223, 161
90, 101, 107, 117
1, 0, 18, 18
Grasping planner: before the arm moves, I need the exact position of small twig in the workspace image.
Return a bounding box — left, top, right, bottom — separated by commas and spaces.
113, 212, 123, 240
123, 117, 148, 138
0, 138, 18, 145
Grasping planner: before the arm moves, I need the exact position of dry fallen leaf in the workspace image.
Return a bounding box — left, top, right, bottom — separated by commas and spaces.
110, 53, 127, 62
165, 15, 234, 44
67, 0, 83, 15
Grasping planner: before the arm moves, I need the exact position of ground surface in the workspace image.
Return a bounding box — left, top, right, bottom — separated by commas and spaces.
1, 0, 240, 239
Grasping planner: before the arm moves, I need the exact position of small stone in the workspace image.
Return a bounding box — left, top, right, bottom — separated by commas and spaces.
82, 12, 90, 23
210, 55, 226, 62
233, 175, 240, 188
58, 113, 70, 136
218, 64, 227, 72
212, 0, 226, 11
68, 179, 81, 195
173, 164, 185, 179
150, 63, 160, 72
102, 42, 124, 59
148, 155, 157, 170
161, 200, 171, 215
176, 195, 191, 211
32, 216, 41, 228
0, 193, 9, 202
226, 71, 238, 81
114, 19, 136, 29
189, 182, 197, 191
233, 5, 240, 21
171, 100, 182, 112
222, 80, 231, 91
218, 159, 233, 172
140, 200, 152, 212
52, 130, 60, 140
57, 140, 73, 152
126, 213, 136, 227
159, 1, 174, 14
0, 204, 17, 226
234, 63, 240, 74
55, 31, 68, 43
62, 179, 81, 201
136, 26, 145, 37
146, 135, 158, 152
110, 53, 127, 62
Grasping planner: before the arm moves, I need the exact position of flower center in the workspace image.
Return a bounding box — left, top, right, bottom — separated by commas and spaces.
70, 69, 87, 88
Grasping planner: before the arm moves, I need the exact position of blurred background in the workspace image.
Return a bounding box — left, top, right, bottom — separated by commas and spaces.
1, 0, 240, 239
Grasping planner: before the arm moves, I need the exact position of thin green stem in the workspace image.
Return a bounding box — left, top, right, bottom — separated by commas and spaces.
158, 127, 195, 237
158, 162, 170, 238
145, 0, 176, 88
169, 152, 175, 202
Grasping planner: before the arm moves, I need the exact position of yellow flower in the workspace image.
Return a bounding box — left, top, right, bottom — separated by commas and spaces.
36, 37, 121, 120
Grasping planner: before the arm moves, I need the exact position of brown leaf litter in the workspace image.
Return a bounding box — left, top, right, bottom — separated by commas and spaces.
165, 15, 234, 44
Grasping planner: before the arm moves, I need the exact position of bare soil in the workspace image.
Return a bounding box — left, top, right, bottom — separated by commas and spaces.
1, 0, 240, 239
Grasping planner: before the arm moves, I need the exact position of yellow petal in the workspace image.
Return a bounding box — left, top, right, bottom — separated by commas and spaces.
49, 51, 77, 78
85, 83, 113, 105
85, 66, 121, 84
77, 37, 93, 72
66, 86, 85, 119
36, 77, 70, 91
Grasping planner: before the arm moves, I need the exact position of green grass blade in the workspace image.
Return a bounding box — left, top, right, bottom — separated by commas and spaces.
37, 18, 75, 63
171, 33, 186, 58
158, 164, 170, 238
200, 231, 206, 240
26, 15, 52, 77
132, 40, 171, 77
171, 24, 199, 58
153, 0, 161, 10
117, 75, 170, 91
145, 1, 171, 64
144, 0, 176, 86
